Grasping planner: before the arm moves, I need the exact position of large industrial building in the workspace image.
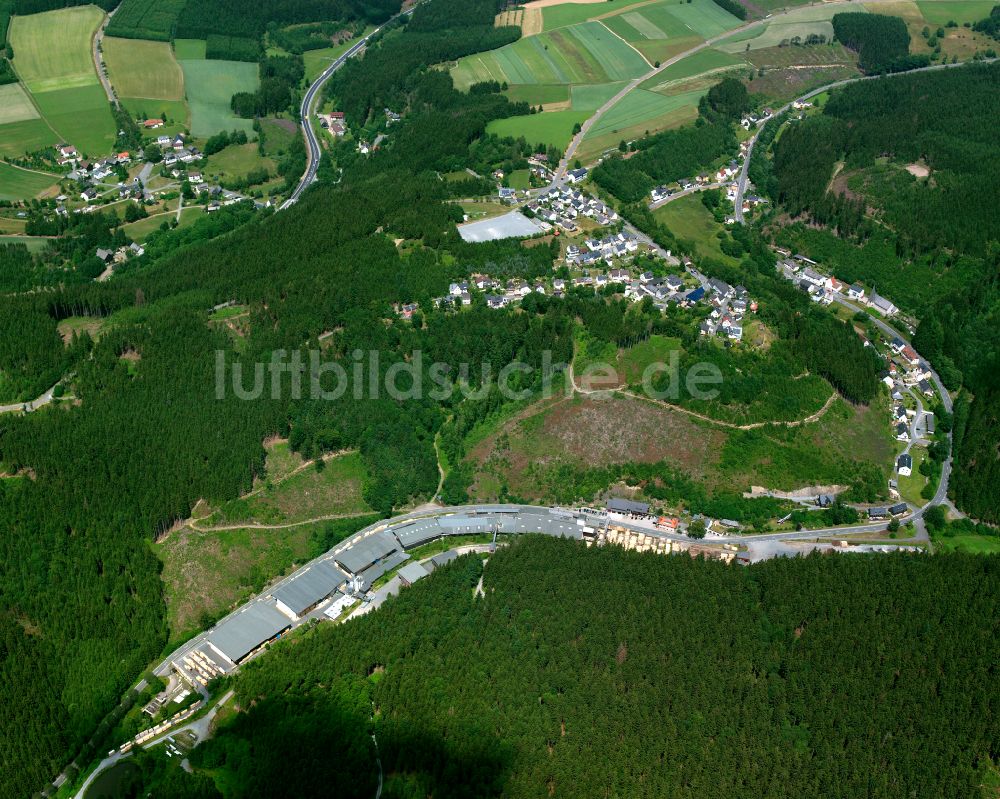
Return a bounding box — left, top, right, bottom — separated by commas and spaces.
272, 559, 348, 620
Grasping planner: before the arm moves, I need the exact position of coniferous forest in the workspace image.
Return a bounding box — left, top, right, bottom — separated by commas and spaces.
0, 0, 998, 794
144, 538, 1000, 798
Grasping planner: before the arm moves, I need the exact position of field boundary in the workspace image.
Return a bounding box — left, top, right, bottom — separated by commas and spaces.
598, 19, 653, 68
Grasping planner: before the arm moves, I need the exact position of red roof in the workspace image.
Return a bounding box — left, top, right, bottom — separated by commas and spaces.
143, 119, 163, 126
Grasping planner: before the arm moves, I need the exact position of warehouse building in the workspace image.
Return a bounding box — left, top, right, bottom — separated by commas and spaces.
335, 529, 401, 575
356, 550, 409, 592
606, 497, 650, 516
272, 560, 347, 620
205, 602, 291, 667
397, 561, 430, 587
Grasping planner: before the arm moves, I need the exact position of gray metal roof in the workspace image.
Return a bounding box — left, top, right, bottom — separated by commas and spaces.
428, 550, 460, 570
272, 560, 346, 616
392, 518, 443, 548
336, 530, 400, 574
607, 497, 649, 514
357, 550, 409, 592
208, 603, 290, 664
397, 561, 429, 585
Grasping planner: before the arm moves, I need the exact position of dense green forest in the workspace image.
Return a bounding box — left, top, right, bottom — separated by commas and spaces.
831, 12, 922, 73
124, 538, 1000, 798
106, 0, 398, 41
761, 63, 1000, 521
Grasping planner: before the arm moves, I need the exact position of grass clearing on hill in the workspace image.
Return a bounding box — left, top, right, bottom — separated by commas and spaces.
120, 206, 203, 241
205, 142, 276, 180
0, 162, 59, 201
642, 47, 743, 90
179, 58, 258, 138
579, 86, 701, 157
464, 390, 890, 505
654, 193, 738, 264
504, 83, 571, 107
204, 450, 373, 528
915, 0, 996, 24
487, 109, 590, 150
155, 514, 377, 645
103, 37, 185, 100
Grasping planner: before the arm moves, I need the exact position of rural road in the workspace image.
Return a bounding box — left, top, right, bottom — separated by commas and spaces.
733, 59, 986, 220
0, 382, 60, 414
557, 0, 973, 178
92, 9, 117, 107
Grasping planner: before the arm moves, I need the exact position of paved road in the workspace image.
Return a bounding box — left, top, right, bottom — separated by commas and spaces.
0, 382, 60, 414
283, 7, 419, 209
649, 182, 723, 211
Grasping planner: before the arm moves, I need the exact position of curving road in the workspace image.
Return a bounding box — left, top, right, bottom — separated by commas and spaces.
282, 7, 419, 209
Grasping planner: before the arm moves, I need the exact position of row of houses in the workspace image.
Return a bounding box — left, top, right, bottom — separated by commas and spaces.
778, 253, 899, 316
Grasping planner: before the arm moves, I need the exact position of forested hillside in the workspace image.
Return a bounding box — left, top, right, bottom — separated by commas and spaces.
0, 0, 547, 794
129, 537, 1000, 798
761, 63, 1000, 522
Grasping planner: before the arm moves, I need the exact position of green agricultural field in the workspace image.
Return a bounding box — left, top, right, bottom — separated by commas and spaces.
121, 206, 203, 241
658, 0, 743, 38
915, 0, 996, 24
642, 47, 743, 90
8, 7, 116, 155
204, 142, 276, 181
0, 83, 40, 125
178, 58, 258, 138
0, 119, 59, 158
452, 21, 647, 93
504, 83, 570, 106
601, 0, 739, 62
32, 83, 116, 156
9, 6, 103, 92
570, 80, 627, 110
0, 162, 58, 201
542, 0, 651, 31
716, 4, 858, 53
487, 109, 590, 150
579, 86, 702, 157
103, 37, 185, 101
173, 38, 206, 60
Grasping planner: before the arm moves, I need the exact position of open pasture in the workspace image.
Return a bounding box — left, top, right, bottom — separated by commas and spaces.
103, 37, 185, 100
578, 86, 701, 158
0, 162, 59, 201
9, 6, 103, 93
915, 0, 996, 24
178, 58, 258, 138
486, 108, 590, 149
0, 83, 40, 125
